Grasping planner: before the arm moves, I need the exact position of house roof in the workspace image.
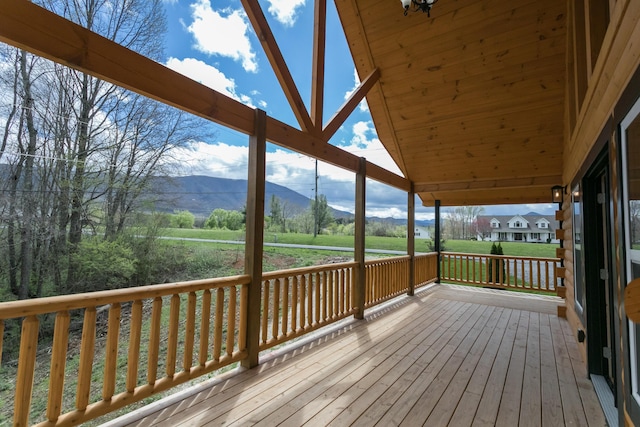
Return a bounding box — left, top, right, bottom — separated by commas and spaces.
334, 0, 566, 207
480, 214, 558, 232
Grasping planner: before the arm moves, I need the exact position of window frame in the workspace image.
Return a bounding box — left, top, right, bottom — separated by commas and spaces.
621, 94, 640, 407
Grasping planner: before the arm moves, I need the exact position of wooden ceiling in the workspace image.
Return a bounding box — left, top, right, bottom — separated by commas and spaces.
334, 0, 567, 206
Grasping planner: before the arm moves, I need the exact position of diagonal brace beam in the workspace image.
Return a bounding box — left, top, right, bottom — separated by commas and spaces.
322, 68, 380, 141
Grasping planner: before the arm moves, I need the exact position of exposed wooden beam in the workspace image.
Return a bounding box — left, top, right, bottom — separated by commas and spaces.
414, 175, 562, 193
241, 0, 315, 134
0, 1, 411, 193
365, 161, 411, 192
0, 1, 256, 134
322, 68, 381, 141
407, 186, 415, 296
243, 109, 267, 369
419, 186, 554, 207
311, 0, 327, 130
354, 158, 366, 320
266, 116, 409, 191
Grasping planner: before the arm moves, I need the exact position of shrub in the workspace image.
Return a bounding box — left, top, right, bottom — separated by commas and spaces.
171, 210, 195, 229
69, 238, 136, 292
426, 238, 447, 252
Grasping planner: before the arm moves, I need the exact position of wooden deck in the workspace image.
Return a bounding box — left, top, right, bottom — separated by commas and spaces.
107, 284, 607, 427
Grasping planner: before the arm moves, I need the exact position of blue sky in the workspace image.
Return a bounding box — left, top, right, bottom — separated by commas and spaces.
160, 0, 555, 220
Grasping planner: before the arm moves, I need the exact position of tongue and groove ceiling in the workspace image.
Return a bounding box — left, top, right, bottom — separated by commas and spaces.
334, 0, 567, 206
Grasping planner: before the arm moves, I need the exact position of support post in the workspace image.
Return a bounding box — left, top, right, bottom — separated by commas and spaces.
557, 200, 565, 288
435, 199, 441, 282
354, 158, 366, 319
242, 109, 266, 369
407, 188, 415, 296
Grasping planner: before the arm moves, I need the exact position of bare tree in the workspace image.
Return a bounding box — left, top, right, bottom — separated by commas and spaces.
0, 0, 207, 297
444, 206, 485, 240
102, 96, 197, 239
473, 216, 492, 240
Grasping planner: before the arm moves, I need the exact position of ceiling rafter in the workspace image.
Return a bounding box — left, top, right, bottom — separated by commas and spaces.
311, 0, 326, 130
241, 0, 315, 134
322, 67, 381, 141
414, 175, 562, 193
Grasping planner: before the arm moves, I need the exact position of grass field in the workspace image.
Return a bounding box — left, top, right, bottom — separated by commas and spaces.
161, 228, 560, 259
443, 240, 559, 258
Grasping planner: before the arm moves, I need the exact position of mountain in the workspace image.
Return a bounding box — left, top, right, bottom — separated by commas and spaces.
148, 175, 351, 218
148, 176, 437, 226
367, 215, 434, 228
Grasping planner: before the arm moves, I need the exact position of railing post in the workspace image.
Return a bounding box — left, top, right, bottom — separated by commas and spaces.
242, 108, 266, 369
408, 187, 415, 296
435, 199, 441, 281
354, 157, 366, 319
14, 316, 39, 427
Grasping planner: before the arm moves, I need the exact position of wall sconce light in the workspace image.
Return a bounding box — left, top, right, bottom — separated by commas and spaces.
401, 0, 439, 17
551, 185, 565, 204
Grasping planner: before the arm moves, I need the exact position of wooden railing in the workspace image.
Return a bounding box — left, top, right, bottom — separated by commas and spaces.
0, 254, 442, 426
0, 275, 250, 427
440, 252, 560, 293
365, 256, 411, 307
259, 262, 358, 351
414, 252, 439, 289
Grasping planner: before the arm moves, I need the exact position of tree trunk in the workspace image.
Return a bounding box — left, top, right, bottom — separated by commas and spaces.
18, 50, 39, 300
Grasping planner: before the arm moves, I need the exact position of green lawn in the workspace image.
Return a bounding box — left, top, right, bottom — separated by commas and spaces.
162, 229, 408, 252
161, 228, 559, 258
443, 240, 559, 258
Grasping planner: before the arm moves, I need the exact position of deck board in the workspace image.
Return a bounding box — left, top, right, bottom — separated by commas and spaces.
400, 305, 495, 425
447, 307, 512, 425
495, 310, 529, 426
423, 306, 505, 425
472, 309, 520, 427
539, 313, 565, 426
110, 284, 606, 427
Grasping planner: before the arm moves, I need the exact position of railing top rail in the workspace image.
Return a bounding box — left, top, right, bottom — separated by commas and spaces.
0, 274, 251, 319
415, 252, 438, 258
261, 261, 359, 280
364, 255, 411, 266
440, 251, 560, 262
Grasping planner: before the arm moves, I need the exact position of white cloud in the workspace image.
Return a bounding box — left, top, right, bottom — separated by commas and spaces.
266, 0, 306, 26
165, 57, 256, 107
171, 141, 249, 179
337, 121, 403, 176
187, 0, 258, 73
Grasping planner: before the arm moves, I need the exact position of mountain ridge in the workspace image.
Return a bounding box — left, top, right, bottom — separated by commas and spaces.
149, 175, 434, 226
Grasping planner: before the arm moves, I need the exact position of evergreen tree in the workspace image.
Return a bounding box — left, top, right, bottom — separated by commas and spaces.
488, 242, 498, 282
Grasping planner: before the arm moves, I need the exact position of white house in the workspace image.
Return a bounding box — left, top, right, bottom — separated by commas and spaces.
414, 226, 431, 240
478, 213, 558, 243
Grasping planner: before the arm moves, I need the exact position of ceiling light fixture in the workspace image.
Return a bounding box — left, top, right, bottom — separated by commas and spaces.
401, 0, 439, 17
